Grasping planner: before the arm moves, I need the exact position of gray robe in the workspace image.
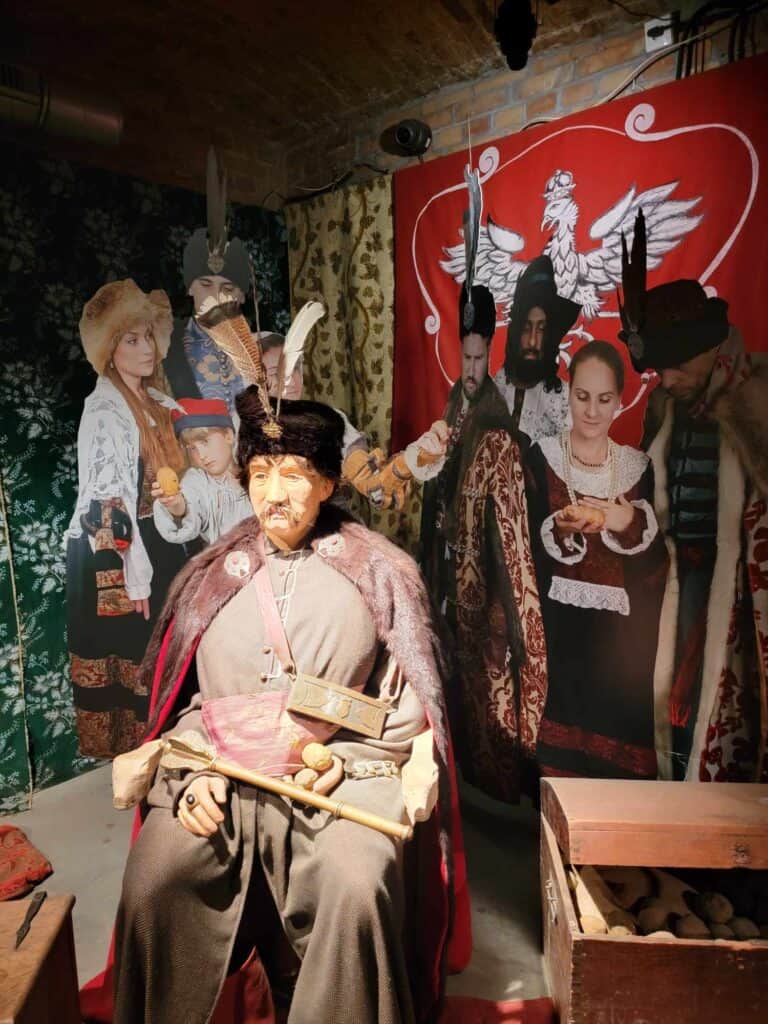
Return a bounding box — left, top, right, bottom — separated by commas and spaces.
114, 541, 428, 1024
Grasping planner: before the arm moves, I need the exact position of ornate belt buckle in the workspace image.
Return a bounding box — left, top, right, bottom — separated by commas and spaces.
287, 673, 389, 739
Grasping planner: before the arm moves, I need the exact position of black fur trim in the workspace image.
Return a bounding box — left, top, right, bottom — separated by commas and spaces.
235, 392, 345, 486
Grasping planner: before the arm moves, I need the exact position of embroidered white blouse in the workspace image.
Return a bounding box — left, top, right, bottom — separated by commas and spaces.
493, 370, 571, 441
65, 377, 162, 601
153, 468, 252, 546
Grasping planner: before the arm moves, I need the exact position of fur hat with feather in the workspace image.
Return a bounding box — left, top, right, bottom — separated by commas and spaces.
79, 279, 172, 375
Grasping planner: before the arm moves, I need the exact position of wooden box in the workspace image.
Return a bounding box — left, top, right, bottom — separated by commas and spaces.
0, 893, 80, 1024
540, 780, 768, 1024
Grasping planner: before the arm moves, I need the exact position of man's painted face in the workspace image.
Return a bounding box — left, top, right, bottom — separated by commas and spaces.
112, 322, 157, 381
183, 428, 235, 479
262, 344, 303, 400
658, 348, 718, 404
247, 454, 333, 550
520, 305, 547, 358
461, 332, 490, 400
188, 275, 245, 316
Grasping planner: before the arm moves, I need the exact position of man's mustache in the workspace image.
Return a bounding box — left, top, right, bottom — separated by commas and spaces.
259, 502, 302, 524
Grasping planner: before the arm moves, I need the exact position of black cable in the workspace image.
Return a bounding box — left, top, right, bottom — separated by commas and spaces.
605, 0, 666, 17
737, 8, 749, 58
260, 191, 288, 208
728, 12, 739, 60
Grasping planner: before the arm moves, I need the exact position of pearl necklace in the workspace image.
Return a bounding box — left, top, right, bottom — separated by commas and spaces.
560, 429, 619, 505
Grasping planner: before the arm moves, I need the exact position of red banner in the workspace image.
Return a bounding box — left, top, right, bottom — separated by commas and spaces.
392, 53, 768, 449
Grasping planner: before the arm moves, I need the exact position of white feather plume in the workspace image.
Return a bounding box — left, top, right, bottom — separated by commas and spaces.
282, 301, 326, 381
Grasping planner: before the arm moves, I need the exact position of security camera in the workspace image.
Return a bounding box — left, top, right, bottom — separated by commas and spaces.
393, 119, 432, 157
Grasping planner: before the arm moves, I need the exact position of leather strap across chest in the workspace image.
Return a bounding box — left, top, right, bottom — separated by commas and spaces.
254, 532, 296, 676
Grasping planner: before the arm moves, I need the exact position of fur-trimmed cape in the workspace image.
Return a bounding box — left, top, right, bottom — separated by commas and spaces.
643, 329, 768, 782
138, 504, 472, 1006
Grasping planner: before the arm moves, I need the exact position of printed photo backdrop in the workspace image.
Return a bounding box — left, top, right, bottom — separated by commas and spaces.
393, 53, 768, 796
392, 53, 768, 449
0, 149, 289, 810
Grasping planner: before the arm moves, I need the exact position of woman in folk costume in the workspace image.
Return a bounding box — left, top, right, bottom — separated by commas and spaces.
526, 341, 669, 779
65, 280, 187, 758
81, 298, 470, 1024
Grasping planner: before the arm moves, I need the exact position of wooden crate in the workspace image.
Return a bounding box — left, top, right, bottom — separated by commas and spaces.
0, 893, 80, 1024
540, 780, 768, 1024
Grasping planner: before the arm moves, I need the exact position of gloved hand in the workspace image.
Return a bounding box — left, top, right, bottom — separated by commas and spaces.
342, 447, 411, 509
403, 420, 450, 482
372, 454, 413, 511
342, 447, 386, 497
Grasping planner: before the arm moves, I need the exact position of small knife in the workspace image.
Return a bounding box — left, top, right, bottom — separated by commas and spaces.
14, 890, 47, 949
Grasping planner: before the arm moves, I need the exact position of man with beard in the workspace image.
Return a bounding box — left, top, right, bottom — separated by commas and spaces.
619, 212, 768, 783
493, 255, 581, 446
96, 394, 470, 1024
420, 284, 548, 802
630, 291, 768, 783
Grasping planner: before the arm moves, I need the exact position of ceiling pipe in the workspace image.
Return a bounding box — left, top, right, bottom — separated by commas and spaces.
0, 63, 123, 146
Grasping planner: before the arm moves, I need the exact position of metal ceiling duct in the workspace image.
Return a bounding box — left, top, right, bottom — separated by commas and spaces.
0, 63, 123, 146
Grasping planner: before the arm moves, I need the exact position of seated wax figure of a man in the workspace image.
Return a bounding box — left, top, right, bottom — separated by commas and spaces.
110, 394, 465, 1024
493, 255, 581, 446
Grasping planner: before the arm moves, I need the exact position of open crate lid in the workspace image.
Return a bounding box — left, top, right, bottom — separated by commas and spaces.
541, 779, 768, 868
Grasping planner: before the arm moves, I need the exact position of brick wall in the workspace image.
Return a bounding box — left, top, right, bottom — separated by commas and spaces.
286, 13, 768, 195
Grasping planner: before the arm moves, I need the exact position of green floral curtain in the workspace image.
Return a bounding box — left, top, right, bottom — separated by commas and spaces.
285, 176, 420, 551
0, 150, 289, 812
0, 469, 31, 813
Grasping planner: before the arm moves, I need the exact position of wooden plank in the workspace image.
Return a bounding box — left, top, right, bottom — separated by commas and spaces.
541, 779, 768, 868
540, 817, 577, 1023
0, 894, 80, 1024
571, 932, 768, 1024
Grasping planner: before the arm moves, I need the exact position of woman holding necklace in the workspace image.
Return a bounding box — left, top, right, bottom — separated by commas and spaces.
526, 341, 668, 780
66, 280, 187, 758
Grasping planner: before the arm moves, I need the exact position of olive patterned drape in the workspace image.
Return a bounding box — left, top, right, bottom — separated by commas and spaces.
285, 176, 421, 552
0, 149, 289, 813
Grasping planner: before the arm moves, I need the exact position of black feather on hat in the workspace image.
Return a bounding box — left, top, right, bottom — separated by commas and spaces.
617, 212, 729, 372
459, 283, 497, 341
235, 392, 345, 486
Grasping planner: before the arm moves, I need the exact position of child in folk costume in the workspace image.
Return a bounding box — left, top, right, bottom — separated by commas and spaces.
65, 280, 187, 758
151, 397, 251, 546
526, 341, 669, 780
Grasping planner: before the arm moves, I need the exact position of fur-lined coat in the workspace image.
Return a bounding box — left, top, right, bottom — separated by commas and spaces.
81, 507, 471, 1024
643, 328, 768, 782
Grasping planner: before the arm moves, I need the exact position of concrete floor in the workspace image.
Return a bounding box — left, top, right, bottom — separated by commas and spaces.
3, 766, 548, 1002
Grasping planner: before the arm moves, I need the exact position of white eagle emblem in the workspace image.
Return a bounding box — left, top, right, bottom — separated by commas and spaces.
440, 170, 703, 319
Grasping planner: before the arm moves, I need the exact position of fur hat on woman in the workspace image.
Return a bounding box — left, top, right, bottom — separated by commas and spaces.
79, 279, 173, 375
235, 392, 345, 486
